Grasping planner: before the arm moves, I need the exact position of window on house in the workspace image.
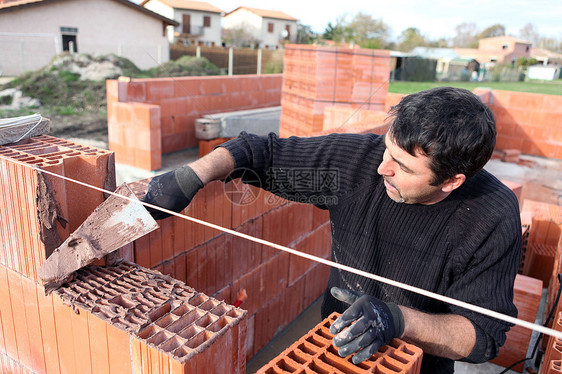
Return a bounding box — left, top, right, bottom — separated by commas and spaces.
526, 46, 530, 52
62, 34, 77, 52
60, 26, 78, 52
284, 25, 290, 40
268, 22, 274, 33
183, 14, 191, 34
502, 44, 508, 49
203, 16, 211, 27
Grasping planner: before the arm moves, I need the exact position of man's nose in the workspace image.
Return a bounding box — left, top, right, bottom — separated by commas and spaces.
377, 156, 394, 176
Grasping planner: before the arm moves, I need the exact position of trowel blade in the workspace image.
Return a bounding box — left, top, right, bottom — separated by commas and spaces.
38, 183, 159, 286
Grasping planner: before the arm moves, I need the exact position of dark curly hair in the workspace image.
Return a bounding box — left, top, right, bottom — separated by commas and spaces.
388, 87, 496, 186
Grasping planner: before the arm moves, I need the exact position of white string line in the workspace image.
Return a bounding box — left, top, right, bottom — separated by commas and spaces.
2, 152, 562, 341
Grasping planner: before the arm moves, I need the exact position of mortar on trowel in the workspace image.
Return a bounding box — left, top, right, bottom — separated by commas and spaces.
38, 183, 159, 293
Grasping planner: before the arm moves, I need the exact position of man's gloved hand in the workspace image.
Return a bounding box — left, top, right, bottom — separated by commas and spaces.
329, 287, 405, 364
140, 165, 203, 220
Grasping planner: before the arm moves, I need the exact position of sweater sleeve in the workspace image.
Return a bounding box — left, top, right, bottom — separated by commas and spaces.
445, 177, 522, 363
219, 131, 385, 208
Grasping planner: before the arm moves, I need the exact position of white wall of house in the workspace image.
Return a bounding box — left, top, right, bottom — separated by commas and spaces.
143, 0, 221, 46
143, 0, 174, 19
0, 0, 171, 76
172, 9, 222, 46
260, 18, 296, 49
223, 8, 262, 41
223, 8, 296, 49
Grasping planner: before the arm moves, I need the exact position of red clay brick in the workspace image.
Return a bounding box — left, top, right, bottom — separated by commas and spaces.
256, 312, 422, 373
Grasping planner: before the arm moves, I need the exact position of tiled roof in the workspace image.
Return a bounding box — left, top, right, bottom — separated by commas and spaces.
531, 47, 562, 59
226, 6, 297, 21
142, 0, 223, 13
0, 0, 178, 25
0, 0, 43, 10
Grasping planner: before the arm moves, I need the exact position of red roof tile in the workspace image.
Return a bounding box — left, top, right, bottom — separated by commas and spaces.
142, 0, 223, 13
226, 6, 297, 21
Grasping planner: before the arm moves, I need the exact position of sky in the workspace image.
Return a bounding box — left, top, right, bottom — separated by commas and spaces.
204, 0, 562, 41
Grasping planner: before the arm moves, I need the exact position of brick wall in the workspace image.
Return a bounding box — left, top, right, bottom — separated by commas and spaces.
486, 90, 562, 159
0, 137, 249, 373
541, 312, 562, 374
107, 74, 283, 171
0, 136, 114, 282
127, 178, 333, 360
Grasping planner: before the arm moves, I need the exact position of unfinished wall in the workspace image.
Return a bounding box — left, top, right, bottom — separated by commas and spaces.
485, 90, 562, 159
127, 178, 333, 359
107, 74, 283, 170
0, 137, 249, 373
541, 312, 562, 374
0, 135, 114, 283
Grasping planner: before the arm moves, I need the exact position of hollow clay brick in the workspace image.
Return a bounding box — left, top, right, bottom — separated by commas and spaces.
257, 312, 422, 374
49, 261, 247, 374
0, 136, 114, 282
524, 243, 556, 287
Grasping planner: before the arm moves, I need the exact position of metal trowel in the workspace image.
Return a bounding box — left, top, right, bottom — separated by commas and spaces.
38, 183, 159, 292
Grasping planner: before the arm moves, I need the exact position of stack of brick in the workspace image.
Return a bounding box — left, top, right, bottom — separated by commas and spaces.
0, 136, 248, 373
280, 44, 390, 137
127, 177, 333, 359
107, 74, 283, 171
541, 312, 562, 374
0, 260, 246, 373
484, 90, 562, 159
490, 274, 543, 372
257, 312, 423, 374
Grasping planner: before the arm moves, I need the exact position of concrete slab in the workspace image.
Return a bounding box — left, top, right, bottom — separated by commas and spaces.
203, 106, 281, 138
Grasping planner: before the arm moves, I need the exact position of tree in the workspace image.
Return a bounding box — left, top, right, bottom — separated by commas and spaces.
451, 22, 479, 48
222, 24, 259, 48
348, 12, 390, 48
479, 24, 506, 39
296, 22, 316, 44
519, 23, 540, 45
397, 27, 428, 52
323, 21, 345, 42
428, 37, 450, 48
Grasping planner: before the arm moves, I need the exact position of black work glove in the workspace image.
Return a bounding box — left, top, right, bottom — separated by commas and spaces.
329, 287, 405, 364
140, 165, 203, 220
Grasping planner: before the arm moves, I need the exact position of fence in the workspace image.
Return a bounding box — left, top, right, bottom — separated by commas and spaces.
170, 44, 284, 75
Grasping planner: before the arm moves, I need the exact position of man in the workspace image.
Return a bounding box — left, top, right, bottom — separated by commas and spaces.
141, 87, 521, 373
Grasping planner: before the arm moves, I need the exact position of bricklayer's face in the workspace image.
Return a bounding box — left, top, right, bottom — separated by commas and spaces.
377, 135, 452, 205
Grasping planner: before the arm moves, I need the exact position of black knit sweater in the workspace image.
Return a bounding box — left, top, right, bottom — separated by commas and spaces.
221, 132, 521, 374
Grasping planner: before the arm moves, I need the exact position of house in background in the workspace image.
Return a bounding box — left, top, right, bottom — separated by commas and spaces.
455, 36, 532, 65
141, 0, 223, 46
0, 0, 177, 76
223, 6, 297, 50
531, 47, 562, 65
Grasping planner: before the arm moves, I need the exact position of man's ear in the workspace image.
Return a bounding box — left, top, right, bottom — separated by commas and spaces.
441, 174, 466, 193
